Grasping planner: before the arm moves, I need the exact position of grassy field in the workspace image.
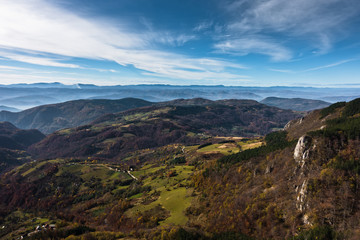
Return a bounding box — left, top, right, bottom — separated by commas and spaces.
196, 138, 263, 155
127, 164, 194, 225
21, 161, 49, 177
55, 162, 131, 184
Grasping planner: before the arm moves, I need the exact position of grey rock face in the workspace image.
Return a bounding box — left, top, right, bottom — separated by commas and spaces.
294, 135, 312, 167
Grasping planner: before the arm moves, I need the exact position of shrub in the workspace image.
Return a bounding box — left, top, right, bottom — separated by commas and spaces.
169, 156, 186, 165
329, 155, 360, 174
198, 142, 212, 149
210, 232, 254, 240
291, 225, 339, 240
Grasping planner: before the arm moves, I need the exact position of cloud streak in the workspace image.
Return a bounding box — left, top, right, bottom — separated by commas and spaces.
268, 59, 357, 74
303, 59, 357, 72
214, 37, 292, 61
221, 0, 360, 59
0, 0, 246, 82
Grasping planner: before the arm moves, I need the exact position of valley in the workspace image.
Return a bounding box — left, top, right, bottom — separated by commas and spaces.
0, 97, 360, 239
1, 0, 359, 238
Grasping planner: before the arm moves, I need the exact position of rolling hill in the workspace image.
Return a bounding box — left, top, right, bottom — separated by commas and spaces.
28, 99, 300, 160
0, 98, 153, 134
0, 122, 45, 173
2, 99, 360, 239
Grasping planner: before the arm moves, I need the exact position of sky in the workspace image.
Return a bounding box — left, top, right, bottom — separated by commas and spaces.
0, 0, 360, 87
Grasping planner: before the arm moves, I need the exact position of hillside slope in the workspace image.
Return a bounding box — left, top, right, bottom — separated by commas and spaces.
0, 122, 45, 173
1, 100, 360, 239
28, 100, 299, 160
0, 98, 153, 134
190, 99, 360, 239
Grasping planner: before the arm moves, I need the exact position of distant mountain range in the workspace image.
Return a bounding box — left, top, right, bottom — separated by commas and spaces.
0, 105, 19, 112
0, 83, 359, 110
260, 97, 331, 111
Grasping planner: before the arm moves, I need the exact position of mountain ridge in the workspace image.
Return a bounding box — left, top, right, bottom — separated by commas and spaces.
28, 99, 300, 160
0, 121, 45, 173
261, 97, 331, 111
0, 98, 153, 134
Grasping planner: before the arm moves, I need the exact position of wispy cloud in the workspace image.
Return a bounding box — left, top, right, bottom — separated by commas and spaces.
193, 21, 214, 32
0, 65, 30, 71
214, 37, 292, 61
268, 59, 357, 74
140, 17, 197, 47
0, 0, 246, 82
221, 0, 360, 59
1, 52, 81, 68
149, 33, 197, 47
303, 59, 357, 72
268, 68, 295, 73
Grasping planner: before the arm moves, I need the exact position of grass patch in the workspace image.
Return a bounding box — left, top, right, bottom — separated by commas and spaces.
197, 139, 263, 155
21, 161, 48, 177
132, 165, 166, 179
127, 165, 194, 225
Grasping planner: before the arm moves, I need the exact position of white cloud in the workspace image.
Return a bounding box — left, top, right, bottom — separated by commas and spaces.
0, 65, 30, 71
225, 0, 360, 55
193, 21, 214, 32
268, 59, 357, 74
0, 0, 247, 82
1, 53, 81, 68
149, 33, 197, 46
214, 37, 292, 61
268, 68, 294, 73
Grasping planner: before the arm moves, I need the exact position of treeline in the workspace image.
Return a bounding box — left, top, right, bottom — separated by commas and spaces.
320, 101, 346, 119
311, 98, 360, 140
218, 131, 295, 164
311, 115, 360, 140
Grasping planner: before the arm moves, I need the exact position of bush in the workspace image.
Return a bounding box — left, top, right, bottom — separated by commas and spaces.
291, 225, 339, 240
198, 142, 212, 149
118, 183, 151, 198
66, 225, 95, 236
169, 227, 202, 240
329, 156, 360, 174
210, 232, 254, 240
169, 156, 186, 165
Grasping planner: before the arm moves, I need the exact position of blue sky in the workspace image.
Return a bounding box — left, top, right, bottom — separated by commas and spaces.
0, 0, 359, 87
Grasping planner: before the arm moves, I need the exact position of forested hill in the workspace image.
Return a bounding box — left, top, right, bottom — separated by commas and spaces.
192, 98, 360, 239
0, 98, 153, 134
0, 122, 44, 173
2, 99, 360, 239
28, 100, 300, 160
